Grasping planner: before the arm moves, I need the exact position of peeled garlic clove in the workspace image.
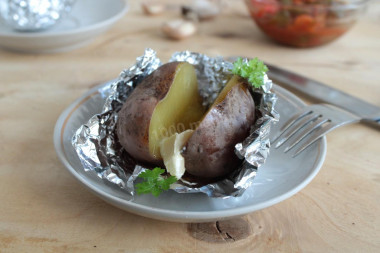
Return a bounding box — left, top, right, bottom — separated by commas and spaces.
142, 1, 165, 16
162, 19, 197, 40
160, 130, 194, 179
182, 0, 220, 21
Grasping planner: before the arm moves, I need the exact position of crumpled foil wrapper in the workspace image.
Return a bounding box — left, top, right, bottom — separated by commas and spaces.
72, 48, 279, 198
0, 0, 75, 31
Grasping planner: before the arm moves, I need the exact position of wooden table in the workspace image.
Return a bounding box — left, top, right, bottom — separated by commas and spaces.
1, 0, 379, 252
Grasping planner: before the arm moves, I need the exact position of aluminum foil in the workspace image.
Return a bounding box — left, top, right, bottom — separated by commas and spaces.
72, 48, 279, 198
0, 0, 76, 31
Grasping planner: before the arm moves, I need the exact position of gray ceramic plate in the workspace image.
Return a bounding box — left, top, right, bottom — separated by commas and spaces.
0, 0, 128, 53
54, 81, 326, 223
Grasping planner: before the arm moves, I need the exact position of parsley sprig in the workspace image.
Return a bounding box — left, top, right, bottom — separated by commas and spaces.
135, 167, 177, 197
232, 57, 268, 88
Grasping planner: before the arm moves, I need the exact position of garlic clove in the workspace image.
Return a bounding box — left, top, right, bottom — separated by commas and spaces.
159, 130, 194, 179
142, 1, 165, 16
162, 19, 197, 40
182, 0, 220, 21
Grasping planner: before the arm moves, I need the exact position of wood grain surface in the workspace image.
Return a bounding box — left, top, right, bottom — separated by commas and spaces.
0, 0, 379, 252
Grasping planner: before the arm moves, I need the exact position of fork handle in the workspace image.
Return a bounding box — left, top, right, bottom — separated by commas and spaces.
263, 62, 380, 130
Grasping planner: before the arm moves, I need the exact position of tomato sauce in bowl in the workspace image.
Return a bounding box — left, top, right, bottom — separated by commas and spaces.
245, 0, 368, 47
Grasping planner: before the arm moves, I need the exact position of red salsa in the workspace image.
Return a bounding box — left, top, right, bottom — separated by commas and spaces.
246, 0, 359, 47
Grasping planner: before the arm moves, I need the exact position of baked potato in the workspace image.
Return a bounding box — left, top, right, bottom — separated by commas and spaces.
117, 62, 256, 180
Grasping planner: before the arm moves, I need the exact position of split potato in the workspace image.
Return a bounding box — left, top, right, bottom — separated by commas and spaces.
117, 62, 256, 180
116, 62, 205, 165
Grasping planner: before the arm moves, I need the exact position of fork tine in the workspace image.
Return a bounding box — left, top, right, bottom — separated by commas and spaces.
292, 123, 337, 157
292, 108, 360, 156
283, 117, 330, 153
275, 112, 320, 148
272, 109, 312, 143
273, 103, 361, 157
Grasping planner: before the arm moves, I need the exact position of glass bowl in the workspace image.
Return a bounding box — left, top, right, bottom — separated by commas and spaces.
245, 0, 368, 47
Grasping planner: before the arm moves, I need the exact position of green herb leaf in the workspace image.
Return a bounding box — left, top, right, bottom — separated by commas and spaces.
231, 57, 268, 88
135, 167, 177, 197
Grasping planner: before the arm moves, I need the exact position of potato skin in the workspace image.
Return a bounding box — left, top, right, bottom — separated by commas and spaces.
182, 81, 255, 178
116, 62, 180, 164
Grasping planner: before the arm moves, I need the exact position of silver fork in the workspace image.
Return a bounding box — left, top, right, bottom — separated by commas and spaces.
272, 104, 361, 157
